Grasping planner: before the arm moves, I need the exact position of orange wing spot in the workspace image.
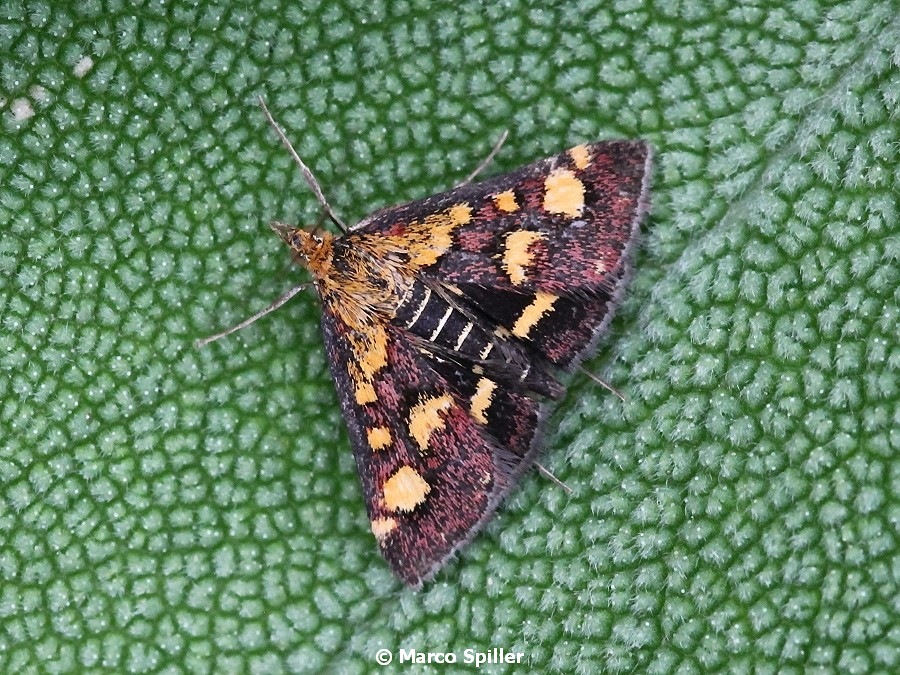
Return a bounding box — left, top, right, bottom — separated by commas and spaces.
512, 291, 558, 338
406, 204, 472, 269
543, 169, 585, 217
367, 426, 392, 451
408, 393, 454, 450
347, 325, 389, 405
502, 230, 543, 285
493, 189, 519, 212
449, 203, 473, 225
370, 516, 397, 540
568, 144, 591, 170
382, 466, 431, 512
469, 377, 497, 425
354, 382, 377, 404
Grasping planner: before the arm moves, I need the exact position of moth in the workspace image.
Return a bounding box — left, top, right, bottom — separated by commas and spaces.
199, 98, 652, 588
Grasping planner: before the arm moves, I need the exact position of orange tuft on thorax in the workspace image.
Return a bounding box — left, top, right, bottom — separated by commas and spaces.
272, 222, 416, 332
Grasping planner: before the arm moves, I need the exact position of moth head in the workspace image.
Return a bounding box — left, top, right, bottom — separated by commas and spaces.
270, 221, 334, 275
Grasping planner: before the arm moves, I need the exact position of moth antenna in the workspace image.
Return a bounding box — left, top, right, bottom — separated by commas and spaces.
535, 462, 572, 494
579, 365, 626, 401
195, 283, 309, 348
257, 95, 348, 233
458, 129, 509, 186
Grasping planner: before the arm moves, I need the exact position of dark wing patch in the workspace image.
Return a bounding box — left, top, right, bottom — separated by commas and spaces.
320, 310, 545, 587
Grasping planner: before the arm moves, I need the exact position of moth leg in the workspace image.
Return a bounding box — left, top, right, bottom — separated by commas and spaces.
578, 365, 625, 401
195, 283, 309, 348
257, 95, 349, 233
535, 462, 572, 494
457, 129, 509, 186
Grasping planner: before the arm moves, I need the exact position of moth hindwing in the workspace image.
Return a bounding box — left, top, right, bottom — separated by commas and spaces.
203, 112, 652, 588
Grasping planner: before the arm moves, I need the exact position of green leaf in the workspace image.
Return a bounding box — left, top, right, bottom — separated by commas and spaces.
1, 0, 897, 672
